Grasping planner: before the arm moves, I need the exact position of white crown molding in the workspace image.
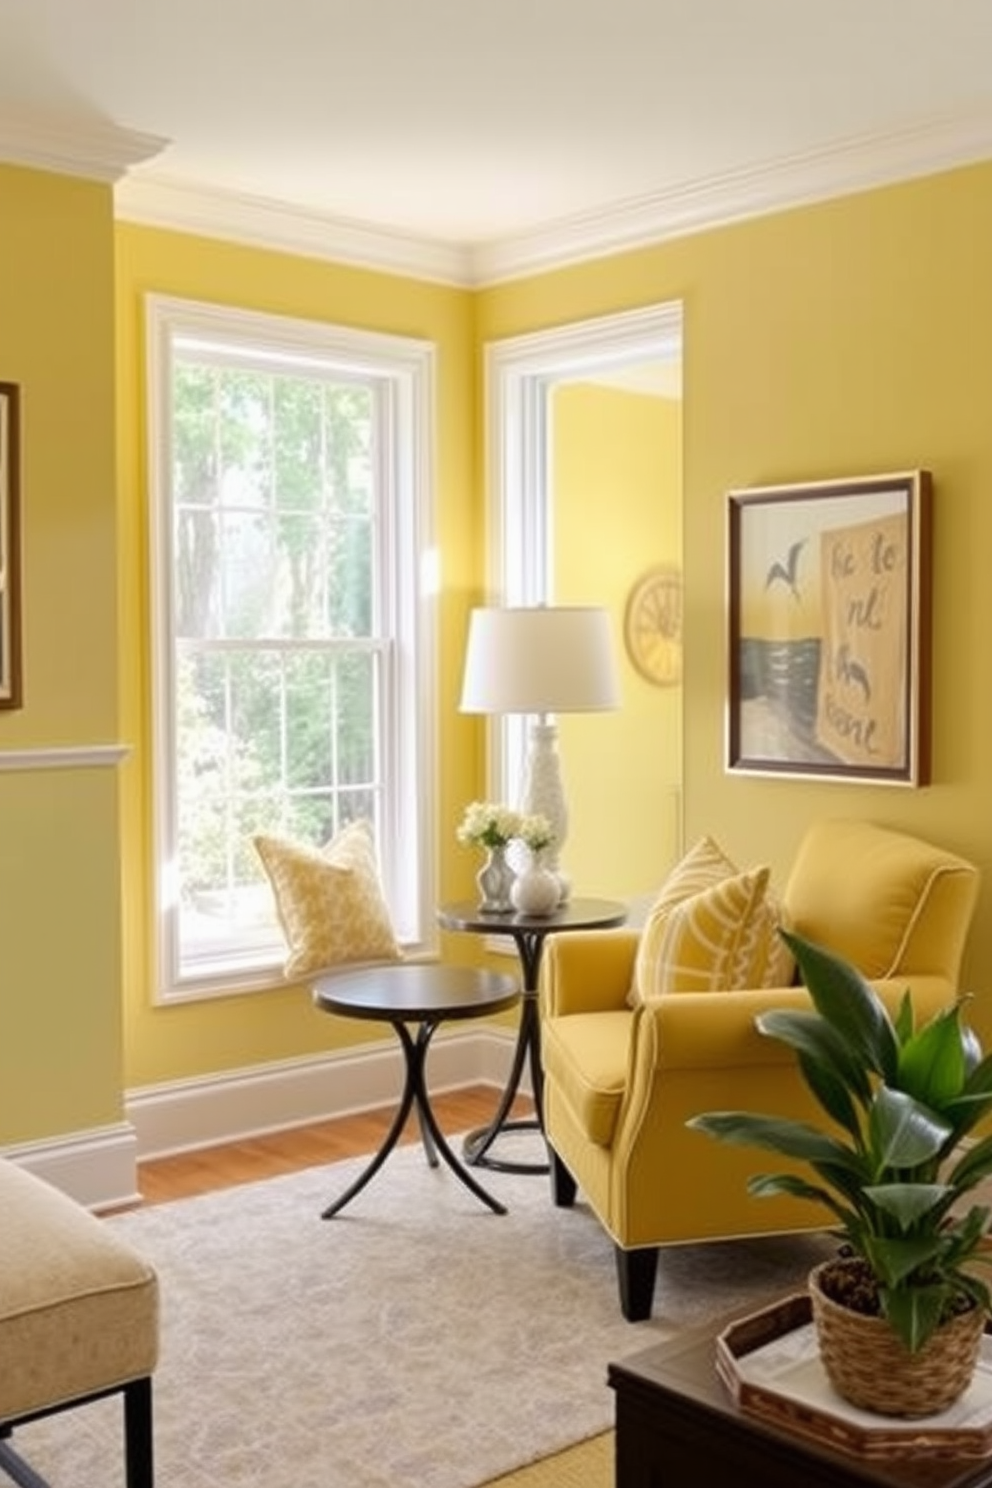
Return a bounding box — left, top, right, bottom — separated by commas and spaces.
0, 744, 130, 772
472, 107, 992, 285
0, 113, 167, 183
115, 173, 471, 286
116, 106, 992, 288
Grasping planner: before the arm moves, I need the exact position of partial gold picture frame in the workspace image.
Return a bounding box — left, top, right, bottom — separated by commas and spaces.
0, 382, 22, 710
726, 470, 931, 786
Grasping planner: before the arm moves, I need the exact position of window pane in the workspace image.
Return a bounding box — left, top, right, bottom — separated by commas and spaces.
175, 507, 221, 639
337, 651, 375, 784
326, 384, 372, 516
217, 509, 275, 638
218, 370, 272, 510
174, 364, 220, 509
285, 651, 333, 788
327, 517, 372, 634
273, 378, 322, 510
228, 649, 282, 784
176, 650, 231, 906
274, 512, 329, 638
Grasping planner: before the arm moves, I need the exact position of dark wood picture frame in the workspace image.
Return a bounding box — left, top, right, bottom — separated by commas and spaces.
0, 382, 22, 710
727, 471, 931, 785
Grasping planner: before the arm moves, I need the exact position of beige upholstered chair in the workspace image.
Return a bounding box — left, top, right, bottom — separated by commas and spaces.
539, 819, 980, 1320
0, 1158, 159, 1485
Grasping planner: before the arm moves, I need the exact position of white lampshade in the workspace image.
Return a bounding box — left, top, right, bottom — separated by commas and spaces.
459, 606, 620, 905
459, 606, 621, 716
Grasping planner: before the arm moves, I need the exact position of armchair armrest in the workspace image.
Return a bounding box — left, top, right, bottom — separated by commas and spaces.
540, 928, 640, 1017
629, 975, 956, 1075
614, 974, 959, 1170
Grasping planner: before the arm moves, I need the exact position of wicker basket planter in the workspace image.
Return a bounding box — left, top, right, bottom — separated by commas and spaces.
809, 1259, 986, 1418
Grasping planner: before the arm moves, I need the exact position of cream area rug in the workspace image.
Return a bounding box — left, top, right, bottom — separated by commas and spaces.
12, 1137, 836, 1487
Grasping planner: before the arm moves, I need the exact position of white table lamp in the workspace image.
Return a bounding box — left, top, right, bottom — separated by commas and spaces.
459, 605, 621, 901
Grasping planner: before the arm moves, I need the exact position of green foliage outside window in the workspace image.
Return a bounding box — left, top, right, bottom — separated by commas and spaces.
172, 359, 380, 938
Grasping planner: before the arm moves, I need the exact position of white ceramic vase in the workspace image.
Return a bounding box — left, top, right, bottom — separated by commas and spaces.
476, 844, 515, 914
510, 853, 560, 916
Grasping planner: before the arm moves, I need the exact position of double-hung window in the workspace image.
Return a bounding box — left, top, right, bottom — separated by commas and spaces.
147, 296, 436, 1002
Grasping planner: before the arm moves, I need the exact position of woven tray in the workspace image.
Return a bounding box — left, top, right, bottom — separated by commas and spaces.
716, 1293, 992, 1461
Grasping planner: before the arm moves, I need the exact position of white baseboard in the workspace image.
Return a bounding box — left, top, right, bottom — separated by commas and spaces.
1, 1026, 524, 1211
1, 1122, 140, 1212
127, 1023, 522, 1163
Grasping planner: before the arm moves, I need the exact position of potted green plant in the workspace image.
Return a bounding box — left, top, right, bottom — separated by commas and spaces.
688, 929, 992, 1417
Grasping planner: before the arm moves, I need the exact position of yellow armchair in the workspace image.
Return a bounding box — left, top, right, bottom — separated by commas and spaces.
538, 819, 980, 1320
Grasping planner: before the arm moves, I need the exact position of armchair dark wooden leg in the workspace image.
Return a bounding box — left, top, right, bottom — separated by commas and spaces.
615, 1244, 659, 1322
0, 1377, 154, 1488
549, 1148, 577, 1208
124, 1377, 154, 1488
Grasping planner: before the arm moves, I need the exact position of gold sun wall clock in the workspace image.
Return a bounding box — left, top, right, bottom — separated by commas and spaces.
624, 565, 683, 686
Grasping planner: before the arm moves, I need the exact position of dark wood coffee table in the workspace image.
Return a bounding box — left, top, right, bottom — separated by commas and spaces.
608, 1313, 992, 1488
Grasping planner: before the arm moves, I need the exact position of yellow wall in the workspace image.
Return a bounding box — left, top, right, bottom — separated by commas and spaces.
480, 156, 992, 1040
551, 383, 682, 895
114, 223, 480, 1087
8, 149, 992, 1146
0, 166, 125, 1142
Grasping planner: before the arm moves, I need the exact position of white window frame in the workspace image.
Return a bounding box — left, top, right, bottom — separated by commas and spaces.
146, 294, 437, 1003
484, 301, 683, 804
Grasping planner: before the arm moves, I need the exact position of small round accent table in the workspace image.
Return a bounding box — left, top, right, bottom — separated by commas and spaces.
312, 963, 520, 1217
436, 897, 627, 1174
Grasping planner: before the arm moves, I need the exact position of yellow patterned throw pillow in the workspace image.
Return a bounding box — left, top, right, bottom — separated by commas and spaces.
253, 819, 400, 980
631, 835, 794, 1001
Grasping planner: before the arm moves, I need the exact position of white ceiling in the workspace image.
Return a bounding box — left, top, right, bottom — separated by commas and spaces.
3, 0, 992, 283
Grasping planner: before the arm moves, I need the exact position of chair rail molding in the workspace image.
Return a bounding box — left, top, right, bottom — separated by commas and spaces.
0, 744, 130, 772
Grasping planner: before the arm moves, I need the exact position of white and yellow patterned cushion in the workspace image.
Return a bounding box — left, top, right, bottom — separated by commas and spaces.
253, 819, 400, 980
631, 836, 794, 1001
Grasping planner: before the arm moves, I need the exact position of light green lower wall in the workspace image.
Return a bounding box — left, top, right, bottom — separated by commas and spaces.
0, 765, 124, 1142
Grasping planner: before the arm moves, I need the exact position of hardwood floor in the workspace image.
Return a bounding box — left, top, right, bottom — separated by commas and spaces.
136, 1084, 534, 1205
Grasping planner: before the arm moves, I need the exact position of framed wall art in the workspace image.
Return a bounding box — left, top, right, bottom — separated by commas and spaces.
726, 470, 931, 785
0, 382, 21, 710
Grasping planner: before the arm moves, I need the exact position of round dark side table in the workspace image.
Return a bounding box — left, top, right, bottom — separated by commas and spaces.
436, 897, 627, 1174
312, 963, 520, 1217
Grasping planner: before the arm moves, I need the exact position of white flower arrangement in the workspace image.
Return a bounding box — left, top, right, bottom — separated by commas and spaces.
456, 800, 523, 850
516, 812, 555, 853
